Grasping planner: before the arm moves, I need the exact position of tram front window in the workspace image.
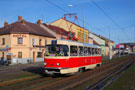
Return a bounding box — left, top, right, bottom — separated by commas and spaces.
45, 45, 69, 56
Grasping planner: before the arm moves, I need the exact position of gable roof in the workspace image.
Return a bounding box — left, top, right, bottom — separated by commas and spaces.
90, 32, 114, 43
0, 21, 56, 38
93, 40, 100, 46
98, 35, 114, 43
51, 18, 89, 31
43, 24, 68, 36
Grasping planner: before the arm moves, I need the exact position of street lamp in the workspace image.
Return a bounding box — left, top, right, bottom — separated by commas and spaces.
67, 5, 73, 7
67, 5, 85, 43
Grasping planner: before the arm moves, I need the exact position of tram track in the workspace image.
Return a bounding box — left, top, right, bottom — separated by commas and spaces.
0, 75, 41, 87
85, 60, 134, 90
0, 56, 134, 90
0, 76, 51, 90
0, 76, 66, 90
28, 56, 133, 90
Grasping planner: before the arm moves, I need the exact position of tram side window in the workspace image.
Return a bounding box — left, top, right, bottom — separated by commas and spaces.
70, 46, 78, 56
92, 48, 95, 55
97, 48, 99, 54
63, 45, 69, 56
79, 46, 83, 56
84, 47, 88, 56
98, 49, 101, 54
95, 48, 98, 54
88, 48, 92, 56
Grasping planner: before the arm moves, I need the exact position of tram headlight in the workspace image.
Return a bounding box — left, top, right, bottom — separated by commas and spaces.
44, 62, 47, 66
56, 63, 60, 66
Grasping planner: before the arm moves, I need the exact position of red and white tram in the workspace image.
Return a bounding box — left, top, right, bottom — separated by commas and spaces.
44, 40, 101, 75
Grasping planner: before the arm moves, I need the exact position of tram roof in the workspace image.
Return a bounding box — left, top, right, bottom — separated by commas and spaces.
47, 39, 100, 48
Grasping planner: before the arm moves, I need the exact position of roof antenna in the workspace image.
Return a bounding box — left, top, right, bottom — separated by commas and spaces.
41, 15, 44, 22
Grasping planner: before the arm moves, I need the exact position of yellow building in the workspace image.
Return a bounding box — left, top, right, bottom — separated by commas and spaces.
0, 18, 56, 64
50, 18, 89, 43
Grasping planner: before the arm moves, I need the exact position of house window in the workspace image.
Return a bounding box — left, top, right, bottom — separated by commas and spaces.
2, 52, 4, 58
37, 52, 42, 58
32, 38, 36, 46
18, 52, 22, 58
2, 38, 5, 45
18, 37, 23, 44
45, 39, 47, 46
39, 39, 42, 46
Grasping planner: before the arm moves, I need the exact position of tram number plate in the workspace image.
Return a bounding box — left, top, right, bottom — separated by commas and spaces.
50, 64, 54, 66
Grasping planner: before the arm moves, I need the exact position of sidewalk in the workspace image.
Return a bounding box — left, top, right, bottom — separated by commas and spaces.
0, 62, 44, 73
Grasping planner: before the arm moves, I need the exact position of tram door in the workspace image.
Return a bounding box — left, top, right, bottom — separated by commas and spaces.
33, 52, 36, 63
7, 55, 12, 64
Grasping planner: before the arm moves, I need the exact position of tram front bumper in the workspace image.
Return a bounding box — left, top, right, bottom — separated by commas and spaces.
44, 67, 61, 75
45, 69, 60, 75
44, 67, 69, 75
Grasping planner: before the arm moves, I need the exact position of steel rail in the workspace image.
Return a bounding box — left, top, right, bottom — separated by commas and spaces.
85, 60, 134, 90
58, 59, 132, 90
31, 58, 130, 90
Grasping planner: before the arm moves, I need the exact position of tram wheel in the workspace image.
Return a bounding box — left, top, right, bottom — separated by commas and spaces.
96, 64, 101, 67
78, 67, 85, 73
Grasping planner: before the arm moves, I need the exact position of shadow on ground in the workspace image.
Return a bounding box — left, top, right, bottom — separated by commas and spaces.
21, 66, 70, 78
22, 66, 45, 76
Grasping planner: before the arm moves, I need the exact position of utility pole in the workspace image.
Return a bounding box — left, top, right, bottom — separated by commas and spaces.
134, 26, 135, 42
67, 5, 85, 43
118, 36, 120, 57
82, 6, 85, 43
108, 26, 112, 60
134, 26, 135, 52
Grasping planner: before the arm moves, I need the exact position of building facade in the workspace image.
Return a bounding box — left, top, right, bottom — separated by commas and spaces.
50, 18, 89, 43
0, 17, 56, 64
98, 35, 114, 56
115, 43, 135, 54
89, 32, 106, 56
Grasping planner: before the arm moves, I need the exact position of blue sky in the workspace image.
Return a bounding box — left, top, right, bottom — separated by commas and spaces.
0, 0, 135, 44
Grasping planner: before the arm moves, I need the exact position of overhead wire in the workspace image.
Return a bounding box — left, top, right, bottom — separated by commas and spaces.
45, 0, 109, 34
90, 0, 131, 41
45, 0, 125, 43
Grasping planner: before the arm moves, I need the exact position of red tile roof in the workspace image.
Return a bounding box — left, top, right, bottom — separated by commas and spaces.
0, 21, 56, 38
93, 40, 100, 46
43, 24, 68, 36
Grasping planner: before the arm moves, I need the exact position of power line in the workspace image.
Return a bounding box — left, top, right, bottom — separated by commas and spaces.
45, 0, 109, 34
91, 0, 131, 41
45, 0, 69, 13
45, 0, 120, 42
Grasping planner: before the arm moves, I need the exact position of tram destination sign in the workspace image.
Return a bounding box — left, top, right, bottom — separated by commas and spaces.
52, 40, 57, 45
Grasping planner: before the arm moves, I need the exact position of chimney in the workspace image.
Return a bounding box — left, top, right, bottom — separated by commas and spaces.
21, 19, 25, 24
37, 20, 43, 24
20, 17, 25, 24
4, 20, 8, 27
18, 16, 22, 21
46, 22, 49, 25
